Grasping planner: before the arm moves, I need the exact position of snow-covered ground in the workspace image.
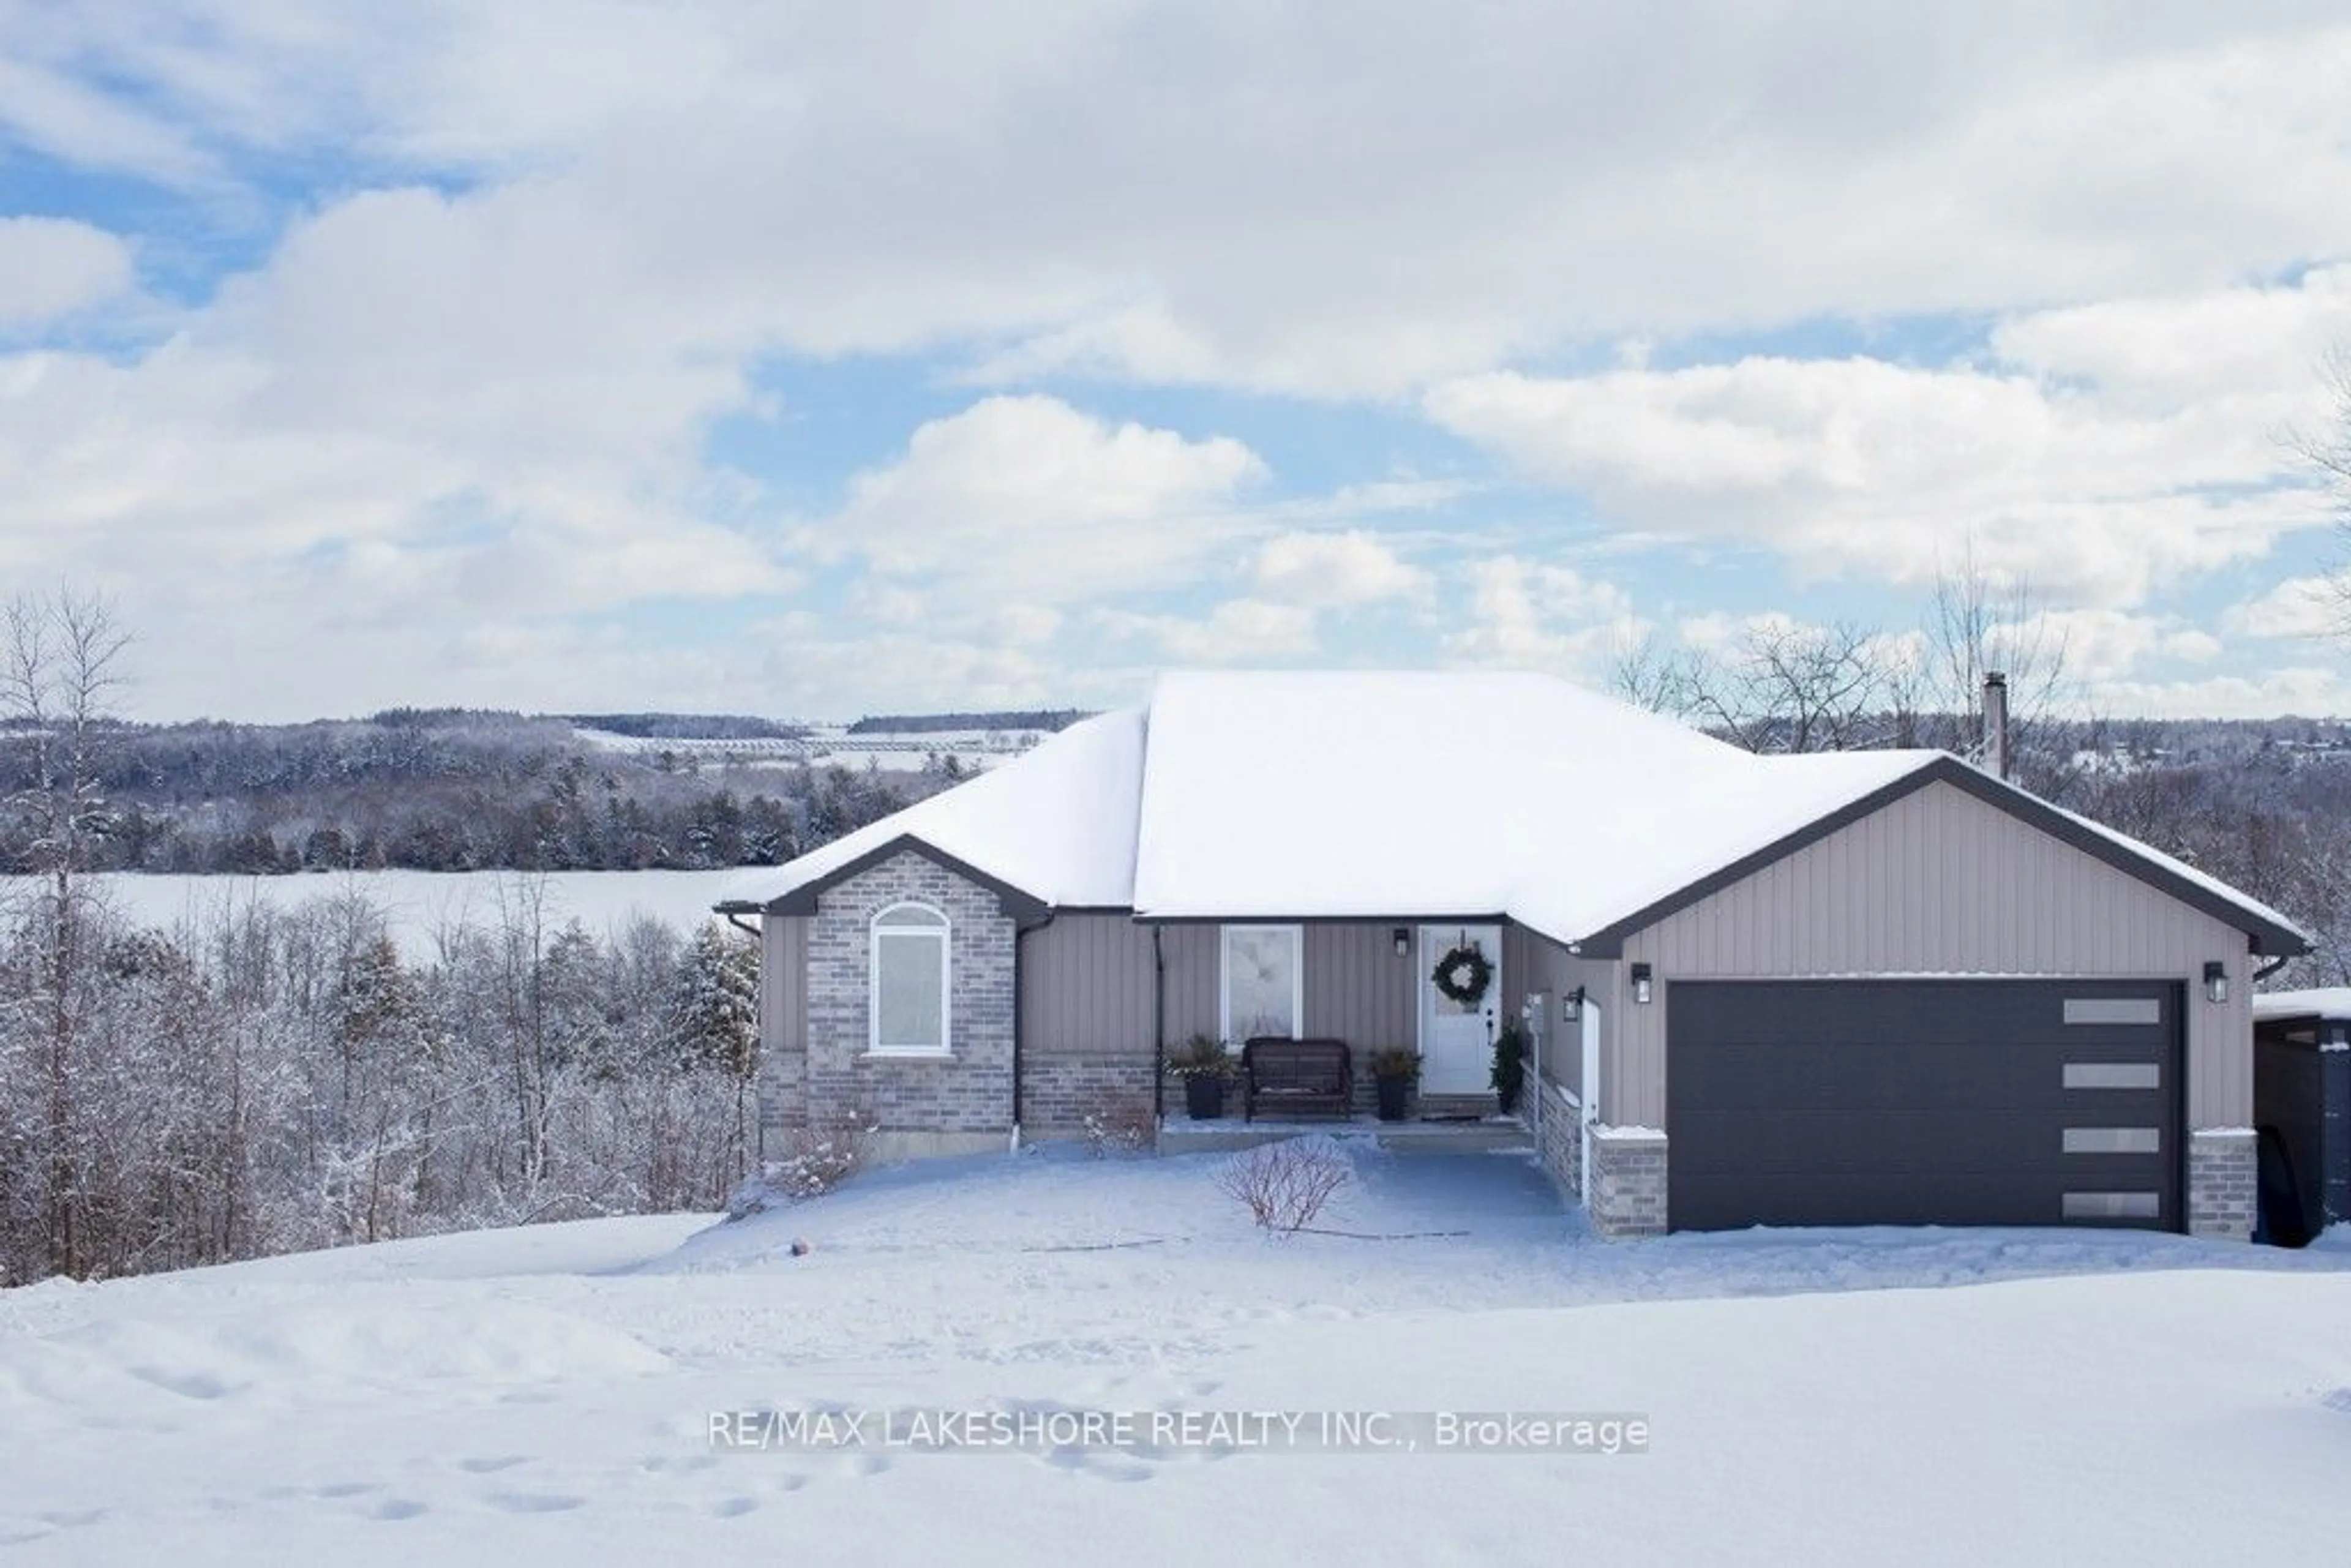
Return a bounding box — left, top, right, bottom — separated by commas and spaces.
5, 1140, 2350, 1564
11, 869, 748, 955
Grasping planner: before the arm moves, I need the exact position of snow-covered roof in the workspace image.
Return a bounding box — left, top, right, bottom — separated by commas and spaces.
2253, 988, 2351, 1023
1129, 670, 1929, 938
719, 670, 2309, 954
718, 705, 1145, 912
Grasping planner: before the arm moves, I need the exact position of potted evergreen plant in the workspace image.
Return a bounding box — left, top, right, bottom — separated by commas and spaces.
1369, 1047, 1421, 1122
1490, 1021, 1529, 1114
1166, 1033, 1235, 1119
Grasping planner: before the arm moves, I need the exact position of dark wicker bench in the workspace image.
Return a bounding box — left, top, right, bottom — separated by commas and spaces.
1242, 1037, 1354, 1121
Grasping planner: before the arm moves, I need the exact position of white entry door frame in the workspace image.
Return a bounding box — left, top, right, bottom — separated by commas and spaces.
1418, 925, 1501, 1096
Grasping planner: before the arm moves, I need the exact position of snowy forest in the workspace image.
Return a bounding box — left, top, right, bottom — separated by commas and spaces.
0, 707, 931, 875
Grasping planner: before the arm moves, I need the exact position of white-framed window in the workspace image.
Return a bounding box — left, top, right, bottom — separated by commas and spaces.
1220, 924, 1302, 1044
870, 902, 951, 1056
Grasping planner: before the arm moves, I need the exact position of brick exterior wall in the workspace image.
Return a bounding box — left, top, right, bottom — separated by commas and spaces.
2186, 1127, 2257, 1241
756, 1041, 805, 1153
1533, 1075, 1584, 1202
762, 850, 1018, 1141
1022, 1052, 1161, 1137
1588, 1127, 1668, 1240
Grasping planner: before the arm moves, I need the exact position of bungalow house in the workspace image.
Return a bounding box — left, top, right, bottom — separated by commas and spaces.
716, 671, 2305, 1240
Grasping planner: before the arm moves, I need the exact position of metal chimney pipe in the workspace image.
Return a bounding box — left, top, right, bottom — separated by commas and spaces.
1982, 672, 2010, 780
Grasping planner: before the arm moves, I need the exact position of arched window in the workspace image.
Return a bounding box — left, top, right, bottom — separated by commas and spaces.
870, 902, 951, 1054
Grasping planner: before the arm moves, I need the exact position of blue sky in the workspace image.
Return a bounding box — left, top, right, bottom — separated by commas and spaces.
2, 2, 2349, 722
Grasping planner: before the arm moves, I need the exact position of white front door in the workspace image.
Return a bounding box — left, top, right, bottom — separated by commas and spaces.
1419, 925, 1500, 1095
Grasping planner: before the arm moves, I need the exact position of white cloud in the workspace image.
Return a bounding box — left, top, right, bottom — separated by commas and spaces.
826, 396, 1265, 608
0, 217, 135, 329
2090, 666, 2351, 720
2224, 574, 2342, 642
1425, 267, 2351, 602
1100, 599, 1321, 664
12, 6, 2351, 395
1251, 530, 1428, 609
1442, 557, 1645, 675
2, 7, 2350, 715
2024, 608, 2209, 683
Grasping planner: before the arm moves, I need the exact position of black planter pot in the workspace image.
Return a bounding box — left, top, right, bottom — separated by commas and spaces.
1185, 1075, 1227, 1120
1374, 1075, 1412, 1122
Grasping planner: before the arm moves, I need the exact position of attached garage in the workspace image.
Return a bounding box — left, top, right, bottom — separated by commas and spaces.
1667, 980, 2182, 1232
1568, 757, 2309, 1241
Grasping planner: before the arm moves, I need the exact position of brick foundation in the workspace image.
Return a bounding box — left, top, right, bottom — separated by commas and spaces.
2186, 1127, 2256, 1241
1020, 1051, 1161, 1138
1588, 1126, 1668, 1239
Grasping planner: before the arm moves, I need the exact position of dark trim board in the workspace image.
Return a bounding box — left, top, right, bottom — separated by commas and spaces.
1574, 756, 2307, 959
1665, 977, 2185, 1234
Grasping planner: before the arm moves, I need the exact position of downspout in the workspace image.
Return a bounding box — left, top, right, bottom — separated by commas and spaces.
1011, 921, 1027, 1149
720, 905, 765, 1165
2255, 951, 2291, 984
1152, 924, 1167, 1121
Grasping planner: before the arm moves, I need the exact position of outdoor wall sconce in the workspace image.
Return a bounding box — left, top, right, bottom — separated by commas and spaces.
2203, 960, 2228, 1005
1630, 962, 1654, 1005
1561, 985, 1584, 1023
1392, 926, 1410, 958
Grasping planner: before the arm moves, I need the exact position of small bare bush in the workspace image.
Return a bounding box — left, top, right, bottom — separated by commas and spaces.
758, 1114, 877, 1201
1081, 1097, 1158, 1158
1216, 1138, 1352, 1234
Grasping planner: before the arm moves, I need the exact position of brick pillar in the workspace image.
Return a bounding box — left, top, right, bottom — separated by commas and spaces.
2186, 1127, 2256, 1241
1588, 1126, 1668, 1239
1532, 1073, 1584, 1202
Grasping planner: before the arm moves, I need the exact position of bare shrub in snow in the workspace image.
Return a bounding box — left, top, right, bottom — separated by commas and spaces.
1081, 1097, 1157, 1157
1216, 1138, 1351, 1234
759, 1114, 877, 1201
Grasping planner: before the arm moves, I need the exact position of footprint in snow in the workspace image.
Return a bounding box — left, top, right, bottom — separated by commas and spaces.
456, 1455, 531, 1474
367, 1499, 428, 1522
710, 1496, 760, 1518
485, 1491, 586, 1514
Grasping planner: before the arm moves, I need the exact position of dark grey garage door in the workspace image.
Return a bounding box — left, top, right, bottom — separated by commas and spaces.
1668, 980, 2181, 1232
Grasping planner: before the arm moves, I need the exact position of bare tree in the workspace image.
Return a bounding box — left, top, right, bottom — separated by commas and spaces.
1673, 619, 1891, 754
1605, 629, 1693, 716
0, 588, 130, 1276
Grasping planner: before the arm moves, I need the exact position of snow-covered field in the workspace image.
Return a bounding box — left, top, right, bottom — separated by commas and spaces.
5, 1139, 2350, 1564
21, 869, 748, 953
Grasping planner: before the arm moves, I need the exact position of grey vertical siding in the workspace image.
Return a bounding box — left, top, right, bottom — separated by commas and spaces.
1302, 925, 1417, 1048
1019, 915, 1156, 1056
1611, 779, 2255, 1128
760, 915, 808, 1054
1157, 922, 1424, 1047
1160, 924, 1220, 1044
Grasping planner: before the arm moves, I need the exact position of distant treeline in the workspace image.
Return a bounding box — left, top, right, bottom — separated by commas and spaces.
846, 708, 1090, 735
0, 710, 935, 876
562, 712, 808, 740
